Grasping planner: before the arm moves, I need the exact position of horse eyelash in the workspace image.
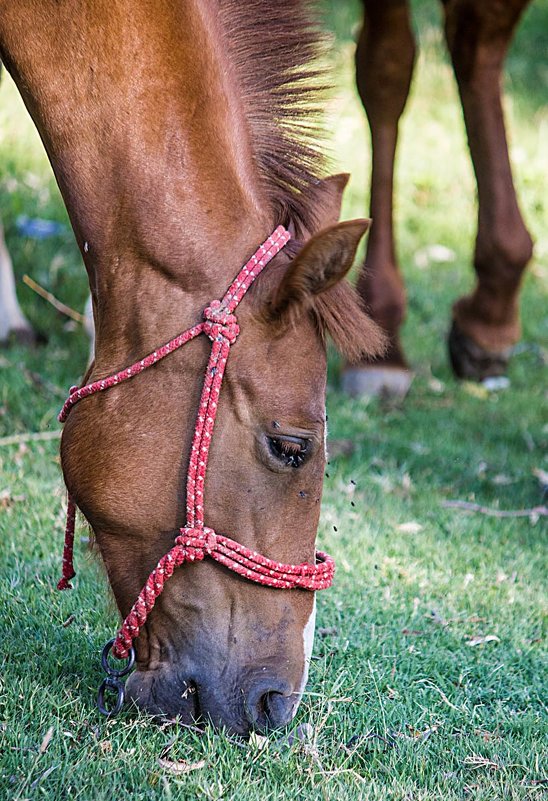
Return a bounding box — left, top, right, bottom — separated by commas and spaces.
277, 439, 303, 455
268, 436, 308, 467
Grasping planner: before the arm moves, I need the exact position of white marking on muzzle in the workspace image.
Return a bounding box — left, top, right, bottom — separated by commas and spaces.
292, 597, 316, 716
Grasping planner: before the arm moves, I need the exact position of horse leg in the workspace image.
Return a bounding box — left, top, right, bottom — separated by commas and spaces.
0, 218, 36, 344
443, 0, 533, 380
0, 64, 36, 344
342, 0, 416, 398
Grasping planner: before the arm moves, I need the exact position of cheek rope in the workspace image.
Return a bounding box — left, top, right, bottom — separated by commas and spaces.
57, 225, 335, 669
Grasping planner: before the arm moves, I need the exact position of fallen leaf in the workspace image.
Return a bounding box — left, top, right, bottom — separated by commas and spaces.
474, 728, 500, 742
39, 726, 54, 754
158, 757, 206, 775
396, 521, 423, 535
99, 740, 112, 754
466, 635, 500, 647
407, 724, 439, 740
249, 731, 268, 750
463, 754, 500, 770
30, 765, 58, 789
533, 467, 548, 490
462, 382, 489, 400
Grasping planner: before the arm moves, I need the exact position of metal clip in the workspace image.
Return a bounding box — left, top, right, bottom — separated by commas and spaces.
96, 638, 135, 716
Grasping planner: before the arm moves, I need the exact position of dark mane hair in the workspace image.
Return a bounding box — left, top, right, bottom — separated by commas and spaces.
220, 0, 328, 234
221, 1, 386, 362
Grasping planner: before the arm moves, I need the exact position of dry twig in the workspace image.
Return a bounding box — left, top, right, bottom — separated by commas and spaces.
443, 500, 547, 518
23, 274, 86, 323
0, 430, 60, 447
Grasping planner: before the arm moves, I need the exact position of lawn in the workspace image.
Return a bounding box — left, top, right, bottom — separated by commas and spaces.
0, 1, 546, 799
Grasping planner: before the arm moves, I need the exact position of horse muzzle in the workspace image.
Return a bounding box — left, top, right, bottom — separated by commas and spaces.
124, 664, 301, 734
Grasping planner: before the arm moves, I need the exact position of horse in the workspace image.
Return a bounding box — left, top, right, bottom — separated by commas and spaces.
342, 0, 534, 397
0, 1, 384, 732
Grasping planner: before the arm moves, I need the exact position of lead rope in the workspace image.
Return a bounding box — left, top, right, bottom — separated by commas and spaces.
56, 226, 335, 712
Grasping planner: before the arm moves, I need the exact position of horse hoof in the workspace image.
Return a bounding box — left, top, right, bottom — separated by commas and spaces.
341, 366, 413, 398
448, 322, 512, 381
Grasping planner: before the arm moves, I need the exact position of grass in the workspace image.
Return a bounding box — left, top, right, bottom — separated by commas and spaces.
1, 1, 547, 798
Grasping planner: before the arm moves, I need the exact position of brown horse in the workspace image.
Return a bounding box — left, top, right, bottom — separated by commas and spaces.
343, 0, 534, 397
0, 1, 384, 732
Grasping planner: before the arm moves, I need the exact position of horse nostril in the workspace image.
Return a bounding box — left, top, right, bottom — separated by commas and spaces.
245, 683, 297, 730
125, 671, 201, 722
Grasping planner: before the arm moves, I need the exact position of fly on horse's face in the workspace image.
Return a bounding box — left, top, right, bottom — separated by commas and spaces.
60, 176, 384, 733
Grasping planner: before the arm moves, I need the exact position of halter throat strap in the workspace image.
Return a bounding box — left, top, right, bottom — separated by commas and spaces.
57, 225, 335, 661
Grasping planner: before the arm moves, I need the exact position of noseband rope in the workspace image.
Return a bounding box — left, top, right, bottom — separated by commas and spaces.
57, 226, 335, 687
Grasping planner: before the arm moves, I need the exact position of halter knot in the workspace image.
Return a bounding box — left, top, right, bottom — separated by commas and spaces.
175, 526, 217, 559
203, 301, 240, 344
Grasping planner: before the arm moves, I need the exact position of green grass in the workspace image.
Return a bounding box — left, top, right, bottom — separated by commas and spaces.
1, 2, 547, 798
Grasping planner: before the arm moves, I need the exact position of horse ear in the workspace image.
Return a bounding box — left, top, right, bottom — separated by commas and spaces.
304, 173, 350, 232
266, 219, 370, 325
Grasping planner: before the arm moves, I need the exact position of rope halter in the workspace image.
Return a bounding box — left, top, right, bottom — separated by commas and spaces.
57, 225, 335, 669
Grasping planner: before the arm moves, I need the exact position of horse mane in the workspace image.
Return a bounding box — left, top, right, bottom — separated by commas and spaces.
221, 1, 385, 362
220, 0, 328, 234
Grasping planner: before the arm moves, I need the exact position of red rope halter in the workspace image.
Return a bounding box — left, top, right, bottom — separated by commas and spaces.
57, 226, 335, 660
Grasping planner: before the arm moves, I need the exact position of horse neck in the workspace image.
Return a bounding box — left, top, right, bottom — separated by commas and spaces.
0, 0, 272, 367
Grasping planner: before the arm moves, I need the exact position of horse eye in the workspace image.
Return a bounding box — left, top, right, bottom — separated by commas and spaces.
267, 436, 309, 468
